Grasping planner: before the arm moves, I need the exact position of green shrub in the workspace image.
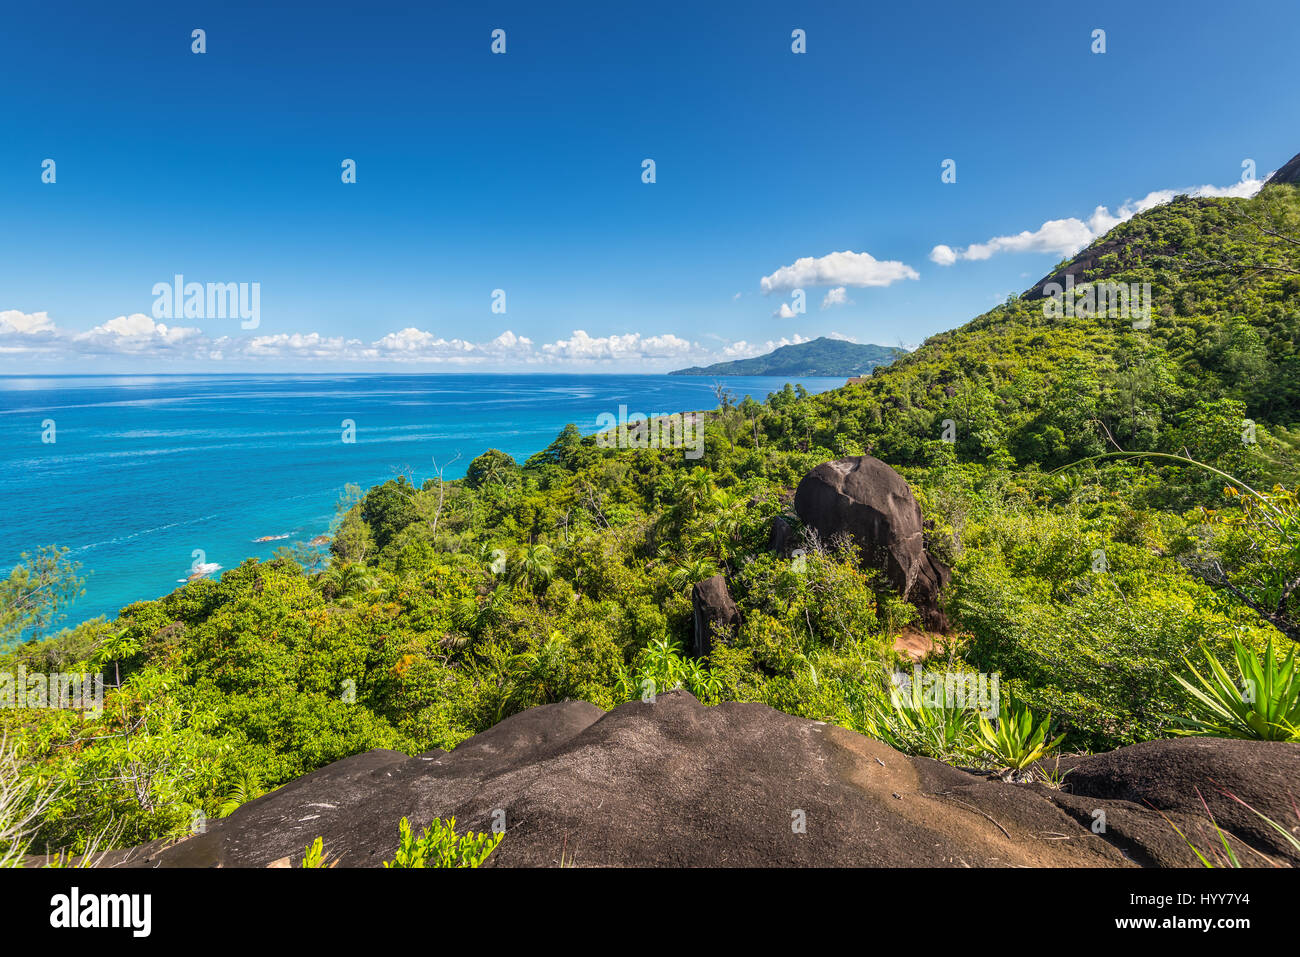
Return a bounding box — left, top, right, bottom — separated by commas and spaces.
383, 816, 502, 868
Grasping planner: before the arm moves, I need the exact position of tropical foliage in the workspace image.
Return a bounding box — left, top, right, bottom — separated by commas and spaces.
383, 816, 503, 869
4, 183, 1300, 858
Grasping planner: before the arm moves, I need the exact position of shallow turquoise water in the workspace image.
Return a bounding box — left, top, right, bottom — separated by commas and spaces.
0, 373, 843, 628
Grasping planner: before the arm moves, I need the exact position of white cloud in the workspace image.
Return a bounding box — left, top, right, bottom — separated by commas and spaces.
760, 250, 919, 293
367, 327, 535, 361
928, 244, 957, 267
0, 310, 56, 335
73, 313, 204, 354
721, 334, 813, 359
0, 310, 847, 370
820, 287, 853, 309
930, 177, 1268, 265
541, 330, 695, 362
772, 302, 799, 319
240, 332, 359, 359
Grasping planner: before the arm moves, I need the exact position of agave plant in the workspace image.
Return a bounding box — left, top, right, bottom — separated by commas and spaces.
855, 671, 979, 764
1172, 634, 1300, 741
975, 699, 1065, 773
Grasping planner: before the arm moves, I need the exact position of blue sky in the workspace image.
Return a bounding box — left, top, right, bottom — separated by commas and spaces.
2, 0, 1297, 372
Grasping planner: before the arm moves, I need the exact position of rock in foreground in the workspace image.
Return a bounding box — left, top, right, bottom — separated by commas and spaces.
102, 692, 1300, 868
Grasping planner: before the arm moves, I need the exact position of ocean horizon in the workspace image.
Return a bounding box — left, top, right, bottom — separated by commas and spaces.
0, 373, 842, 629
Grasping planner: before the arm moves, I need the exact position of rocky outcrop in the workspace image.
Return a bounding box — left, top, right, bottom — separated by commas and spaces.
769, 516, 795, 556
691, 574, 740, 656
1046, 737, 1300, 866
793, 456, 950, 629
1265, 151, 1300, 187
99, 692, 1300, 868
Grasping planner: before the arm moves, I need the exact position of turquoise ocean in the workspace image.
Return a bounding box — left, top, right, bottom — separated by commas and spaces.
0, 374, 842, 628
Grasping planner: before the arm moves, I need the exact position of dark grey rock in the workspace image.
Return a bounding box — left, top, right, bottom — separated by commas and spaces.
793, 455, 950, 629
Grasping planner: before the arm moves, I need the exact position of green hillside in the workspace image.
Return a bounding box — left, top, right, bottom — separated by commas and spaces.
802, 182, 1300, 473
670, 336, 905, 377
6, 171, 1300, 859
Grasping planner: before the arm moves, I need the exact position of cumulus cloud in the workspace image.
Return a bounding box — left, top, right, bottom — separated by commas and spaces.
240, 332, 359, 359
0, 310, 56, 335
541, 330, 695, 362
820, 287, 853, 309
928, 244, 957, 267
930, 177, 1268, 265
0, 309, 839, 370
369, 327, 534, 360
720, 334, 814, 358
0, 310, 62, 356
74, 313, 204, 354
772, 302, 799, 319
760, 250, 919, 293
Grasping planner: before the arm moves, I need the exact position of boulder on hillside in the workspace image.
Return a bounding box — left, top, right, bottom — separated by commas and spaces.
691, 574, 739, 657
95, 691, 1300, 868
769, 516, 795, 556
793, 455, 950, 630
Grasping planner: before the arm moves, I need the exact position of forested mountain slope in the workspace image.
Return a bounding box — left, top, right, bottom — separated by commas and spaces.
800, 182, 1300, 471
670, 337, 905, 377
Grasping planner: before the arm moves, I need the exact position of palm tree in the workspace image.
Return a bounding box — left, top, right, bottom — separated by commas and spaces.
498, 632, 568, 717
218, 767, 265, 818
508, 543, 555, 593
319, 562, 378, 602
478, 542, 508, 576
666, 554, 719, 592
682, 468, 715, 508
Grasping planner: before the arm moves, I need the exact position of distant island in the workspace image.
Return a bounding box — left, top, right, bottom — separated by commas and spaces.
670, 337, 906, 377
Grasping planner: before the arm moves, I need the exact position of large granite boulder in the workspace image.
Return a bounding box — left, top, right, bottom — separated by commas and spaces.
95, 692, 1300, 868
1047, 737, 1300, 866
691, 574, 740, 657
793, 455, 950, 629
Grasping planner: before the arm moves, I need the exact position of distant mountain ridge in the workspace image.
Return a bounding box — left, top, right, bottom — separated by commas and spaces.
671, 337, 906, 377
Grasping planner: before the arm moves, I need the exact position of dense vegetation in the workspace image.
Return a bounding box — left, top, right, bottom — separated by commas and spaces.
4, 183, 1300, 859
670, 336, 905, 376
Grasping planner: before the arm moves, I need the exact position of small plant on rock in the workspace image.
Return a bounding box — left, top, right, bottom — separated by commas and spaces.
1172, 634, 1300, 741
383, 816, 503, 868
975, 699, 1065, 778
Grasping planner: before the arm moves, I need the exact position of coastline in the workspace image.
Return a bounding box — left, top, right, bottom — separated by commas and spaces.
3, 373, 844, 630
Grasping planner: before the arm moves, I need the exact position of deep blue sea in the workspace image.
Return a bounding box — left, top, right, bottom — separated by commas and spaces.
0, 374, 842, 629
